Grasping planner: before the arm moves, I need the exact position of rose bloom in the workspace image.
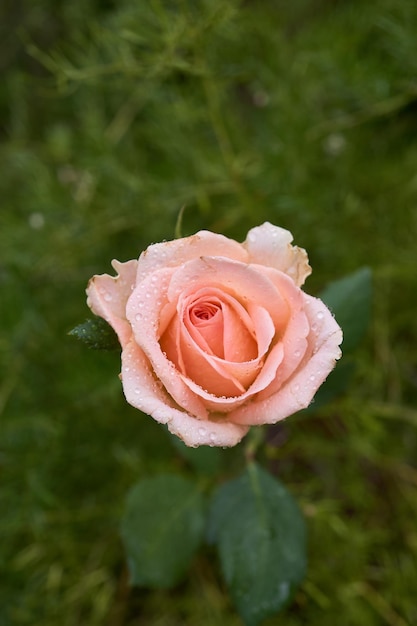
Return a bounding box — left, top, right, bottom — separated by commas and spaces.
87, 223, 342, 447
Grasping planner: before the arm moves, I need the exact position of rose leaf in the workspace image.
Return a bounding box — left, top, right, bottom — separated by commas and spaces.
68, 317, 120, 351
121, 474, 206, 588
207, 463, 306, 626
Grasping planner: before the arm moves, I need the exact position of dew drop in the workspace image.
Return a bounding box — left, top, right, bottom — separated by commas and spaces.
135, 313, 142, 321
317, 311, 324, 320
198, 427, 206, 437
309, 374, 316, 382
294, 350, 301, 358
103, 293, 112, 302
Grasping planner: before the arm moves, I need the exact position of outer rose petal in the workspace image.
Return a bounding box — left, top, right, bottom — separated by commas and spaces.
228, 294, 343, 425
244, 222, 312, 286
86, 259, 138, 347
136, 230, 248, 282
121, 340, 249, 447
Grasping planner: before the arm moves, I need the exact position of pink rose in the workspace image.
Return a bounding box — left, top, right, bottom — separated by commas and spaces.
86, 222, 342, 447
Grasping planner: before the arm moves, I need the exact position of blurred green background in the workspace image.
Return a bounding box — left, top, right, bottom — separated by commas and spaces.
1, 0, 417, 624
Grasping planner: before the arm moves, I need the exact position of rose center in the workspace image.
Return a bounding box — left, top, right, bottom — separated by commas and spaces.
190, 301, 220, 324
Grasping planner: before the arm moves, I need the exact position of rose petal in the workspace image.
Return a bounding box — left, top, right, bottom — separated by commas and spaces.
228, 295, 343, 425
126, 268, 210, 420
86, 259, 138, 347
180, 301, 276, 395
161, 284, 277, 398
180, 288, 259, 361
179, 341, 284, 414
252, 271, 312, 399
167, 256, 290, 331
186, 295, 225, 357
162, 314, 249, 397
244, 222, 312, 287
255, 310, 310, 401
136, 230, 249, 283
122, 340, 249, 447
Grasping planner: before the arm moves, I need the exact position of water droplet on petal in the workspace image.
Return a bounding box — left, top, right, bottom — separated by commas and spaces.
198, 427, 206, 437
317, 311, 324, 320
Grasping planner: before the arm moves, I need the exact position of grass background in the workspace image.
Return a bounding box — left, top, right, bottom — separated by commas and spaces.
1, 0, 417, 624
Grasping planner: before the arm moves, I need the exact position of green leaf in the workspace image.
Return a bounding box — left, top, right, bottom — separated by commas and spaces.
207, 464, 306, 626
68, 317, 120, 350
121, 474, 206, 588
319, 267, 372, 353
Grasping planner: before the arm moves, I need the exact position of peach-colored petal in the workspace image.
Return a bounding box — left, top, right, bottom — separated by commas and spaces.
180, 288, 258, 361
170, 311, 248, 396
186, 295, 225, 357
251, 270, 312, 399
121, 340, 249, 447
220, 298, 257, 362
136, 230, 249, 283
161, 281, 278, 399
86, 259, 138, 347
244, 222, 312, 287
167, 409, 250, 448
179, 301, 277, 397
126, 268, 209, 420
255, 310, 310, 401
179, 341, 285, 414
167, 256, 290, 331
229, 295, 342, 425
182, 290, 258, 367
161, 313, 251, 397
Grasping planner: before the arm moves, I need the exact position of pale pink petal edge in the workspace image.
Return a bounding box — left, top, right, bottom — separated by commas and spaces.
121, 340, 249, 447
86, 259, 138, 348
244, 222, 312, 286
136, 230, 248, 283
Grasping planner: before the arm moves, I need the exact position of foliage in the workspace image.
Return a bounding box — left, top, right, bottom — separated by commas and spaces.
207, 464, 306, 626
2, 0, 417, 625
